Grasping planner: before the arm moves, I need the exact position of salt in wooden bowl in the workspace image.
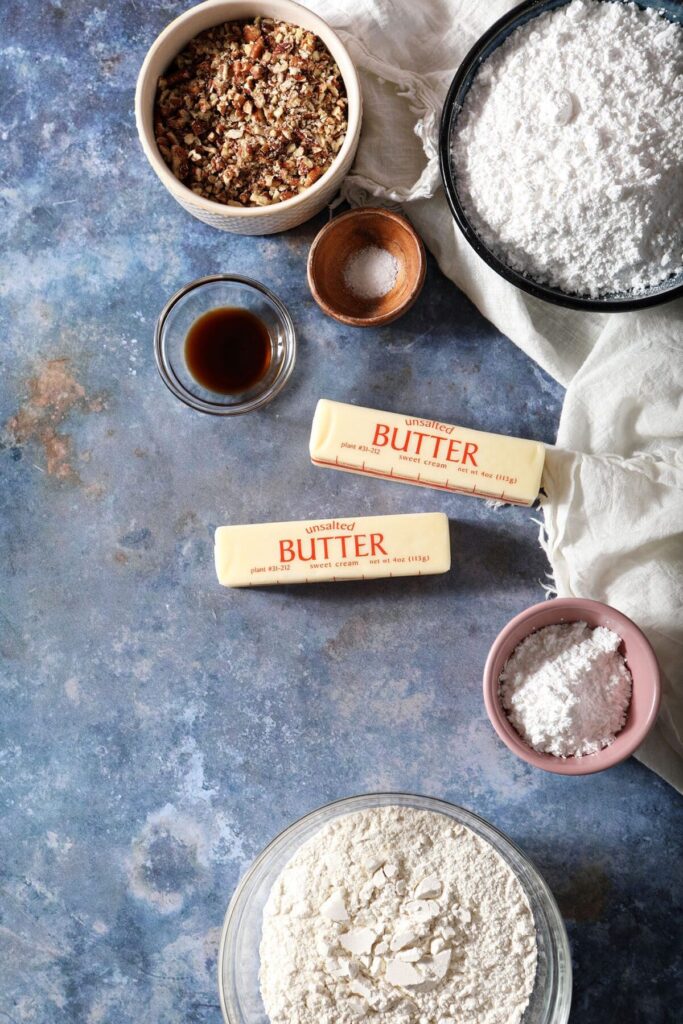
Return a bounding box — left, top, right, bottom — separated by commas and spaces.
307, 207, 426, 327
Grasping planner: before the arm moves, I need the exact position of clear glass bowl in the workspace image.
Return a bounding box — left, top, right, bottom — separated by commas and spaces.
218, 793, 572, 1024
155, 275, 296, 414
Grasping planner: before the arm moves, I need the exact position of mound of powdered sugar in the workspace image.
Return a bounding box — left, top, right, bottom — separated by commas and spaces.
451, 0, 683, 298
259, 806, 537, 1024
499, 621, 632, 757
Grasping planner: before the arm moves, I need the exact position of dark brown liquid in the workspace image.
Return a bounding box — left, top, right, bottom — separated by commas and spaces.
184, 307, 272, 395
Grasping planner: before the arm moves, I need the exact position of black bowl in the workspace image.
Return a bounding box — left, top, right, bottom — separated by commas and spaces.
439, 0, 683, 312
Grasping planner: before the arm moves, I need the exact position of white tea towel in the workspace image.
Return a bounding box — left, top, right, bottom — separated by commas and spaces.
314, 0, 683, 789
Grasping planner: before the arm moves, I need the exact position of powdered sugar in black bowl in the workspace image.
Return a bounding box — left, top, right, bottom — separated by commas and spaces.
439, 0, 683, 312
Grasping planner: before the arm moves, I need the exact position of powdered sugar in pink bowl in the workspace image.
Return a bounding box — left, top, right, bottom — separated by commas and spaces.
483, 598, 661, 776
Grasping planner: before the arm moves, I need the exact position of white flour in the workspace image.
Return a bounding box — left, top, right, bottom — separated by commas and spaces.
451, 0, 683, 297
500, 621, 632, 757
259, 806, 537, 1024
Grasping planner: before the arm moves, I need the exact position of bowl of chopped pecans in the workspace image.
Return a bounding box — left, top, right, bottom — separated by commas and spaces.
135, 0, 362, 235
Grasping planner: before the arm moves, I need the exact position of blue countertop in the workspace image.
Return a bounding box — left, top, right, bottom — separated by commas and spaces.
1, 3, 681, 1022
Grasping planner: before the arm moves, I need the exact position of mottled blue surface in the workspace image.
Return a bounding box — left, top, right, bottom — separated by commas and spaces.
1, 3, 681, 1023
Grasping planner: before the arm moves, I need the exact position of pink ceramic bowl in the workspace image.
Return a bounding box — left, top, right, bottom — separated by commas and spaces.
483, 598, 661, 776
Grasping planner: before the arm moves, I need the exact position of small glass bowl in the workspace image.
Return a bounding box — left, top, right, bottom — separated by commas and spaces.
218, 792, 572, 1024
155, 275, 296, 414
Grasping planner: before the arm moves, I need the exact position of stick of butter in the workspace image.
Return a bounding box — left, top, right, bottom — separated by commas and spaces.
215, 513, 450, 587
310, 399, 545, 506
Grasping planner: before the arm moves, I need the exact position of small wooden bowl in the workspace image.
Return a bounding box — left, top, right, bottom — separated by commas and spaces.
307, 207, 426, 327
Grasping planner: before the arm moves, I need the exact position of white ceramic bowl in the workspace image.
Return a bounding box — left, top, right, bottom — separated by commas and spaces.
135, 0, 362, 235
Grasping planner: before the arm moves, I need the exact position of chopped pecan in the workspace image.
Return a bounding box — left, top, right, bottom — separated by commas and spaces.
250, 37, 265, 60
154, 17, 347, 207
303, 166, 324, 187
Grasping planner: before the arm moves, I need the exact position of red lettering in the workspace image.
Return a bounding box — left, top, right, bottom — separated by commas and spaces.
463, 441, 478, 466
373, 423, 390, 446
432, 435, 447, 459
413, 430, 429, 455
296, 538, 315, 561
279, 539, 295, 563
390, 427, 410, 452
446, 438, 463, 463
281, 532, 392, 562
370, 533, 387, 556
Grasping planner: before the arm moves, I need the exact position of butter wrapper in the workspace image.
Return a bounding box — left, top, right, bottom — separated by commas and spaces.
310, 399, 545, 506
215, 513, 450, 587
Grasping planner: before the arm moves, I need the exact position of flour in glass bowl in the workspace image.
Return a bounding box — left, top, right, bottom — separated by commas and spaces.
259, 806, 537, 1024
451, 0, 683, 298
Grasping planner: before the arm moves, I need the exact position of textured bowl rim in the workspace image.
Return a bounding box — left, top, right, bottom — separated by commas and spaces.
135, 0, 362, 219
217, 791, 573, 1024
154, 273, 296, 414
483, 597, 662, 775
438, 0, 683, 312
306, 206, 427, 326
